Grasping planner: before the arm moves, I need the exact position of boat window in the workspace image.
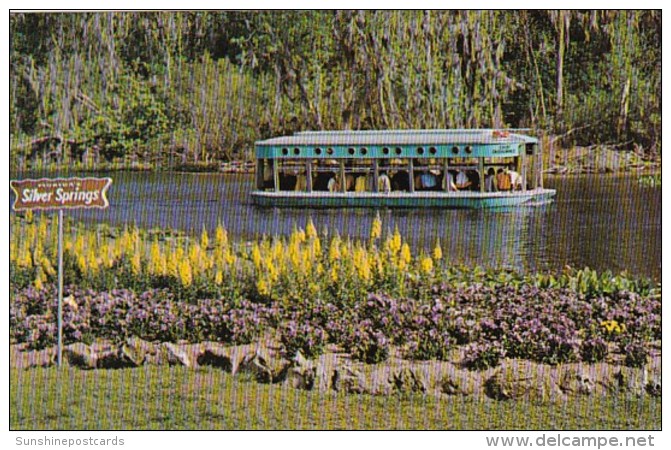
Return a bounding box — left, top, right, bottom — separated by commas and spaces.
315, 147, 322, 155
382, 147, 390, 155
451, 146, 459, 154
348, 147, 355, 155
465, 146, 473, 154
327, 148, 334, 155
394, 147, 403, 155
417, 147, 425, 155
293, 147, 301, 155
429, 147, 437, 155
282, 148, 289, 155
360, 147, 368, 155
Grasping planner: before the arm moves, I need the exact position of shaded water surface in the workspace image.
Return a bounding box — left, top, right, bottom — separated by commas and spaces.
11, 172, 661, 281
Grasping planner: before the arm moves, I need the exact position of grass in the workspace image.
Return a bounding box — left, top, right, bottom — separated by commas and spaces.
10, 367, 660, 430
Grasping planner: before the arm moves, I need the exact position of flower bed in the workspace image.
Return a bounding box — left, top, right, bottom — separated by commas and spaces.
10, 213, 661, 368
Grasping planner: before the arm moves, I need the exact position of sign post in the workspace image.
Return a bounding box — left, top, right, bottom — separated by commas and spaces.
10, 177, 112, 366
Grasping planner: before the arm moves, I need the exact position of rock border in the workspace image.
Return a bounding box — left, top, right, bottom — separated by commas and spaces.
10, 338, 661, 401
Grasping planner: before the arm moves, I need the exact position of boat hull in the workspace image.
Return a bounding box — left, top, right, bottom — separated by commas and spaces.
251, 188, 556, 209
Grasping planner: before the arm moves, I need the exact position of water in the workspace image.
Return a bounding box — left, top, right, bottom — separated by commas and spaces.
10, 171, 661, 281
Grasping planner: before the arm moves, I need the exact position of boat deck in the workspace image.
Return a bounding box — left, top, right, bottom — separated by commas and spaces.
251, 188, 556, 209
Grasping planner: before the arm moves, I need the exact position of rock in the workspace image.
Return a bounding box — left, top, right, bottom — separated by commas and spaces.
286, 351, 317, 390
332, 366, 369, 394
391, 368, 426, 394
646, 358, 661, 397
63, 343, 97, 369
118, 337, 152, 367
235, 349, 290, 384
558, 364, 618, 396
364, 366, 394, 396
486, 362, 560, 401
97, 349, 133, 369
616, 366, 649, 397
161, 343, 192, 367
197, 344, 233, 371
439, 366, 480, 396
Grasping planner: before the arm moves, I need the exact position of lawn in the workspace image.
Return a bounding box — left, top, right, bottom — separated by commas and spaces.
10, 367, 661, 430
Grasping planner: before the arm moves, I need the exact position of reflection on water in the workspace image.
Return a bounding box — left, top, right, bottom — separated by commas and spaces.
10, 172, 661, 281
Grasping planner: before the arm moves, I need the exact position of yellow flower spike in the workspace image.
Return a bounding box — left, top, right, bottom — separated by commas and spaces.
34, 270, 44, 290
17, 244, 33, 268
200, 227, 210, 250
391, 227, 402, 254
25, 210, 34, 223
371, 213, 382, 241
78, 254, 88, 275
267, 259, 279, 283
251, 243, 262, 269
130, 252, 142, 276
178, 259, 193, 287
433, 239, 443, 261
311, 236, 322, 256
306, 219, 318, 240
149, 240, 162, 274
41, 256, 56, 277
420, 255, 434, 274
215, 223, 229, 249
328, 237, 341, 262
189, 243, 203, 275
214, 270, 223, 285
167, 247, 180, 277
400, 243, 412, 265
37, 216, 48, 241
330, 265, 339, 283
256, 276, 270, 297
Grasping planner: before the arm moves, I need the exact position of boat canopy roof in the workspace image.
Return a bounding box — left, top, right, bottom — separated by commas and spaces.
255, 129, 538, 160
257, 129, 537, 146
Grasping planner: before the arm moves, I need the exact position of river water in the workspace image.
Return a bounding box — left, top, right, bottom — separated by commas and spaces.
10, 172, 661, 281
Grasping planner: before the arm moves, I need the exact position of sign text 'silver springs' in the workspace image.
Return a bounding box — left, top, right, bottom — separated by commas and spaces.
10, 177, 112, 211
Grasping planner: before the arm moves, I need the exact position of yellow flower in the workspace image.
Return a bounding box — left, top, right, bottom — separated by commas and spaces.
34, 271, 44, 290
200, 227, 210, 250
251, 243, 262, 269
370, 214, 382, 241
400, 243, 412, 266
178, 259, 193, 286
149, 240, 164, 275
41, 256, 56, 277
433, 239, 443, 261
306, 219, 318, 240
130, 252, 142, 275
330, 266, 339, 283
214, 270, 223, 285
328, 238, 341, 262
215, 223, 228, 249
257, 277, 270, 297
420, 255, 434, 274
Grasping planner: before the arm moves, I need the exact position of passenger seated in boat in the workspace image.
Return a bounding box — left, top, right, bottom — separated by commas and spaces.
455, 170, 472, 190
485, 168, 498, 192
354, 175, 368, 192
508, 170, 522, 190
415, 171, 438, 191
294, 171, 307, 192
443, 171, 458, 191
391, 171, 410, 191
378, 172, 391, 193
327, 174, 340, 192
496, 168, 512, 191
345, 174, 355, 191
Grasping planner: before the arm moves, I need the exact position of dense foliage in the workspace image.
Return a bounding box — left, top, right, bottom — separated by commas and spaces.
10, 214, 660, 367
10, 11, 661, 169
